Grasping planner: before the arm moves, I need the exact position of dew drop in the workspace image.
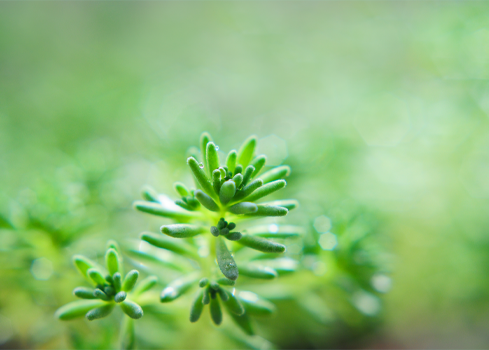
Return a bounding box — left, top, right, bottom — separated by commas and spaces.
215, 145, 219, 151
199, 162, 204, 168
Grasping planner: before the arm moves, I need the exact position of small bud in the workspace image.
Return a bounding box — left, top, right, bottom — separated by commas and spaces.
120, 300, 144, 319
210, 226, 220, 237
115, 291, 127, 303
199, 278, 209, 288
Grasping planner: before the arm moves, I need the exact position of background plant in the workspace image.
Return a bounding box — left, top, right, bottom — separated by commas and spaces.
2, 2, 489, 349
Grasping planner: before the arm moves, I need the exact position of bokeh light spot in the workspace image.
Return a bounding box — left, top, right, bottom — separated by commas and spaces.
371, 274, 392, 293
318, 232, 337, 251
31, 258, 53, 280
352, 291, 381, 316
314, 215, 332, 233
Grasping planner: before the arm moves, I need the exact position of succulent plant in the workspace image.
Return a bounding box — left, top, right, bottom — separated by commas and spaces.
132, 132, 303, 333
55, 240, 157, 349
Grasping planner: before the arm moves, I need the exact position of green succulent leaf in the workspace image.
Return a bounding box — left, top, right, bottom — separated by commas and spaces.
122, 270, 139, 292
113, 273, 122, 292
190, 289, 205, 323
232, 173, 243, 188
244, 205, 288, 217
73, 287, 97, 299
160, 273, 200, 302
216, 237, 239, 281
141, 186, 159, 203
233, 179, 263, 202
219, 180, 236, 205
226, 150, 237, 174
238, 291, 276, 317
55, 300, 106, 320
259, 165, 291, 184
88, 268, 107, 286
221, 289, 245, 316
200, 132, 213, 177
106, 248, 120, 276
194, 190, 220, 212
237, 135, 257, 168
238, 264, 278, 279
209, 295, 223, 326
120, 300, 144, 319
115, 291, 127, 303
140, 232, 199, 260
174, 182, 189, 197
237, 234, 286, 253
133, 200, 198, 222
228, 202, 258, 215
127, 249, 185, 272
133, 276, 158, 296
86, 303, 115, 321
243, 180, 286, 202
250, 155, 266, 177
187, 157, 217, 200
160, 224, 206, 238
206, 142, 220, 175
73, 255, 98, 282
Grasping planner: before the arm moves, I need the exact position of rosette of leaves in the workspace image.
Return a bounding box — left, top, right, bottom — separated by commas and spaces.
55, 241, 158, 349
132, 132, 303, 334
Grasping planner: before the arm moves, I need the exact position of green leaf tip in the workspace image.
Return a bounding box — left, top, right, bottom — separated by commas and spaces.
237, 135, 257, 168
259, 165, 291, 184
141, 186, 159, 203
187, 157, 217, 200
174, 182, 189, 197
226, 150, 237, 174
105, 248, 120, 276
206, 141, 220, 175
122, 270, 139, 292
88, 268, 106, 286
219, 180, 236, 205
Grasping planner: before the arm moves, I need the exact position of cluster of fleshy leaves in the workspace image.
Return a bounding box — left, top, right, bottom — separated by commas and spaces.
131, 132, 304, 334
55, 241, 158, 348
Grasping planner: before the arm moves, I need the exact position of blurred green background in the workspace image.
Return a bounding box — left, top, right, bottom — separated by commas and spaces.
1, 1, 489, 349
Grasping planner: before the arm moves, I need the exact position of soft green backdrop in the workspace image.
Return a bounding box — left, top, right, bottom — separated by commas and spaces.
1, 1, 489, 349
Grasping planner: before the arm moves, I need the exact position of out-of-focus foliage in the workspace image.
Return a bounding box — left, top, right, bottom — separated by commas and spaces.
1, 1, 489, 349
